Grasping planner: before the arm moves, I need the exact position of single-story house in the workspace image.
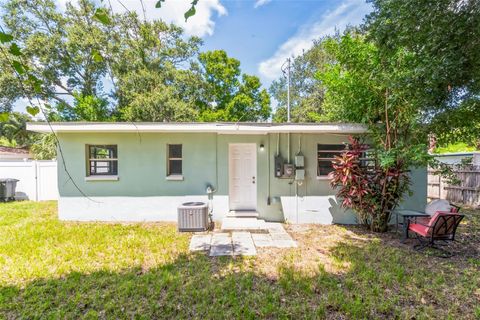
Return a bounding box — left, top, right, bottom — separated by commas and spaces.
433, 151, 480, 166
27, 122, 427, 224
0, 146, 32, 161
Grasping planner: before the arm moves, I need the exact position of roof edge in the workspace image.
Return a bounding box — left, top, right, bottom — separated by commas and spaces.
26, 122, 368, 134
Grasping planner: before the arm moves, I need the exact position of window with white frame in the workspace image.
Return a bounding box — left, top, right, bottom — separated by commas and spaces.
87, 145, 118, 176
167, 144, 182, 176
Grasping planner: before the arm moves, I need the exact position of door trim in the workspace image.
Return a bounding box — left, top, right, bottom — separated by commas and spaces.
228, 143, 257, 211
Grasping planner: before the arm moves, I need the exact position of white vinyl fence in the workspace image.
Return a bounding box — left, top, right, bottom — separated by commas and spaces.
0, 160, 58, 201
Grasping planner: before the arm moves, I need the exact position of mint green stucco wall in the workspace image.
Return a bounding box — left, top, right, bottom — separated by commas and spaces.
57, 132, 427, 223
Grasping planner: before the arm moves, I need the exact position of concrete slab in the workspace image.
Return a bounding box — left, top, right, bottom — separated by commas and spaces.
192, 224, 297, 255
232, 233, 256, 256
251, 233, 271, 241
211, 232, 230, 237
232, 231, 253, 239
210, 234, 233, 256
226, 211, 259, 218
221, 217, 267, 232
189, 234, 212, 252
265, 222, 286, 232
251, 233, 273, 247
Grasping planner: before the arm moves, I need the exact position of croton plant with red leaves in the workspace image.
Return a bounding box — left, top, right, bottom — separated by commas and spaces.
330, 136, 410, 232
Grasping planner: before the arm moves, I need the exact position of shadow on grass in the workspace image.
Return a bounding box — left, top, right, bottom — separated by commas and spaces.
1, 252, 336, 319
331, 207, 480, 262
2, 239, 479, 319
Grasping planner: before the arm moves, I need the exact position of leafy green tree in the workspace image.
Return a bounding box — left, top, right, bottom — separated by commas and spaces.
318, 32, 432, 231
0, 112, 55, 159
197, 50, 270, 122
52, 93, 110, 121
30, 133, 56, 160
0, 0, 204, 122
365, 0, 480, 147
1, 0, 109, 112
427, 98, 480, 149
0, 112, 34, 147
111, 16, 202, 122
270, 41, 331, 123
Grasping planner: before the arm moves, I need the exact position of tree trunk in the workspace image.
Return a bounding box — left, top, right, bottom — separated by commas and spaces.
370, 209, 390, 232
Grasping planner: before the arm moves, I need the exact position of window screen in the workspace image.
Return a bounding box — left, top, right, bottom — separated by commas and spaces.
317, 144, 345, 176
317, 143, 374, 176
88, 145, 118, 176
167, 144, 182, 176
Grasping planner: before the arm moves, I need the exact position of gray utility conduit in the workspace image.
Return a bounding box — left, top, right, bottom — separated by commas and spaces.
287, 132, 290, 163
297, 134, 301, 154
295, 134, 304, 224
276, 132, 280, 156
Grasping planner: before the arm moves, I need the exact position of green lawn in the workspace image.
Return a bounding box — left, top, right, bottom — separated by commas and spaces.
0, 201, 479, 319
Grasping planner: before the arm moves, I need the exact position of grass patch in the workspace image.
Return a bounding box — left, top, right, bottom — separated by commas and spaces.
1, 201, 479, 319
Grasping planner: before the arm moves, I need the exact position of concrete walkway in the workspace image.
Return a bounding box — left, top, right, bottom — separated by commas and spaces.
189, 223, 297, 256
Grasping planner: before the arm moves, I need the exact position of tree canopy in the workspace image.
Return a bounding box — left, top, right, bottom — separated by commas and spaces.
269, 41, 330, 123
364, 0, 480, 148
0, 0, 270, 123
197, 50, 270, 122
313, 0, 480, 231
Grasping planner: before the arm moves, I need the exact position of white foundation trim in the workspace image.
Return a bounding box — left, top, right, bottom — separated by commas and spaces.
58, 196, 229, 222
281, 196, 336, 224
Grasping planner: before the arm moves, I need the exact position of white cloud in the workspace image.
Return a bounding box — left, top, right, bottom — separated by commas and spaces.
258, 0, 371, 81
57, 0, 227, 37
254, 0, 272, 9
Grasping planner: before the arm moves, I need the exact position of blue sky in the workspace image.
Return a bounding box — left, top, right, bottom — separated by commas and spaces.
200, 0, 371, 86
201, 0, 323, 77
15, 0, 372, 113
79, 0, 372, 86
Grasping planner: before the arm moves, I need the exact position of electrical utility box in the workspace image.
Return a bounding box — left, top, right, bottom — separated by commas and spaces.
295, 169, 305, 181
295, 155, 304, 167
283, 164, 294, 177
294, 153, 305, 181
274, 155, 284, 177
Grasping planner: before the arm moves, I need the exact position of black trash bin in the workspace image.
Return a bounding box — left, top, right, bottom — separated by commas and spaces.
0, 178, 19, 202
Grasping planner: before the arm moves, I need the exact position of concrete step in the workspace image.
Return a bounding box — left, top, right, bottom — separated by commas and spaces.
225, 210, 259, 218
221, 217, 268, 232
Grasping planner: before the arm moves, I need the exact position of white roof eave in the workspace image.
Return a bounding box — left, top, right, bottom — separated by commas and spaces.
26, 122, 368, 134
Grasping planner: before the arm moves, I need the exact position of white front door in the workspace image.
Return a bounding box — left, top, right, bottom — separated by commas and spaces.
229, 143, 257, 211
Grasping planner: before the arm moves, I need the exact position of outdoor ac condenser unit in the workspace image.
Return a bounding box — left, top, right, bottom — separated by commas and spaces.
178, 202, 209, 232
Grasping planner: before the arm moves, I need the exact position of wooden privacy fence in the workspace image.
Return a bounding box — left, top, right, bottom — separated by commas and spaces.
428, 165, 480, 208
